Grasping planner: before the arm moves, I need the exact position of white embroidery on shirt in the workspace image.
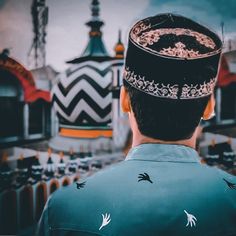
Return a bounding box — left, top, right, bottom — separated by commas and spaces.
99, 213, 111, 230
184, 210, 197, 227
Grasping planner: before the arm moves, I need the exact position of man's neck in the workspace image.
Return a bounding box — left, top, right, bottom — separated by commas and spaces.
129, 111, 198, 150
132, 129, 198, 150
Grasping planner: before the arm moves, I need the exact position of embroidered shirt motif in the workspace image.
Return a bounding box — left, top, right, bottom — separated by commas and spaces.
76, 181, 86, 189
99, 213, 111, 231
138, 173, 153, 183
223, 178, 236, 190
184, 210, 197, 227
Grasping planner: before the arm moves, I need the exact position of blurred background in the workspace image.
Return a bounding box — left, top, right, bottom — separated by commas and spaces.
0, 0, 236, 235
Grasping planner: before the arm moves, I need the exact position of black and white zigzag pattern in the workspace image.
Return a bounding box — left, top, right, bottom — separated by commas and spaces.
52, 61, 112, 125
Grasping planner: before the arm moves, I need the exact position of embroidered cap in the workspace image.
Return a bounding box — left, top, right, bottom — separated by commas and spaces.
124, 13, 222, 99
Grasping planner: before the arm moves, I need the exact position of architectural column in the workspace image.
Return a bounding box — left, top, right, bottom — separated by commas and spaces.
23, 103, 29, 139
51, 106, 59, 136
55, 115, 59, 135
42, 105, 45, 136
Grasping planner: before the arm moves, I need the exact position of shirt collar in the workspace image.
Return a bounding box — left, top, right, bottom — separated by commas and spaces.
125, 143, 200, 163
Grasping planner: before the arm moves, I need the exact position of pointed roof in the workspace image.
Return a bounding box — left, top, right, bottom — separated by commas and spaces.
47, 156, 54, 164
67, 0, 110, 64
114, 30, 125, 59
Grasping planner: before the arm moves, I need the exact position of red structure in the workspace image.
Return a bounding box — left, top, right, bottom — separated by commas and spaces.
0, 56, 50, 103
217, 55, 236, 87
0, 53, 52, 146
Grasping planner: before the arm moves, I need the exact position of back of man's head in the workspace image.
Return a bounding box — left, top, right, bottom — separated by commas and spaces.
123, 13, 222, 141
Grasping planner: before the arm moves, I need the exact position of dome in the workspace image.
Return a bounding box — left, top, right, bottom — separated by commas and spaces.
52, 61, 112, 126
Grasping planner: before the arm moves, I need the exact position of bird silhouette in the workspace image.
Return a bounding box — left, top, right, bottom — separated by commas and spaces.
223, 178, 236, 190
76, 181, 86, 189
138, 173, 153, 183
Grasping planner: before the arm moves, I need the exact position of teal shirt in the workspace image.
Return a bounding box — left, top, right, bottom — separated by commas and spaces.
37, 144, 236, 236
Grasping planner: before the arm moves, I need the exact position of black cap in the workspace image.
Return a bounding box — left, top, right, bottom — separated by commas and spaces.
124, 13, 222, 100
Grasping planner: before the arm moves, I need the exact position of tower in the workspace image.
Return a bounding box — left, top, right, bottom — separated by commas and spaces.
28, 0, 48, 69
111, 31, 129, 149
51, 0, 113, 153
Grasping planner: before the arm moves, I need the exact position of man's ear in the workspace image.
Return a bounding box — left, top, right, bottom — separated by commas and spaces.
120, 86, 131, 113
202, 95, 215, 120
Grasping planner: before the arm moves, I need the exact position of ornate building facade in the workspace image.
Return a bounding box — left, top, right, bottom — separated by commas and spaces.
50, 0, 129, 152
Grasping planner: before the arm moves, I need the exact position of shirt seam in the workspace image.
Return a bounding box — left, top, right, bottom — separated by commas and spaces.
125, 159, 200, 164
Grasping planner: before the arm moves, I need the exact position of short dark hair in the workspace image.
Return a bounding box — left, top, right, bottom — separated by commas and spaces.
123, 79, 210, 141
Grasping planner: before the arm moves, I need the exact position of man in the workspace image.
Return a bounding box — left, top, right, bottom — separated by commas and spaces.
38, 13, 236, 235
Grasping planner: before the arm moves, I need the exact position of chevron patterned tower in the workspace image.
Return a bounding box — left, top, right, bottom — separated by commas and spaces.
50, 0, 116, 153
52, 61, 112, 126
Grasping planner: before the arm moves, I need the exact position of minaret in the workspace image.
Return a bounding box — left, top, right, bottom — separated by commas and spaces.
14, 154, 29, 188
111, 31, 129, 150
68, 148, 78, 174
57, 151, 66, 176
112, 30, 125, 103
28, 153, 43, 184
114, 30, 125, 59
44, 148, 55, 179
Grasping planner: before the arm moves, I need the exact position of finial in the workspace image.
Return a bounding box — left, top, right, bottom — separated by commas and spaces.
114, 30, 125, 59
19, 154, 24, 161
91, 0, 100, 20
227, 138, 232, 145
2, 152, 8, 163
69, 147, 74, 155
118, 29, 122, 43
80, 145, 84, 153
59, 151, 64, 159
211, 139, 216, 147
48, 147, 52, 156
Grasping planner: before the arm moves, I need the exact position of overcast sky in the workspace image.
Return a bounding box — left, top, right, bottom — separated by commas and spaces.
0, 0, 236, 72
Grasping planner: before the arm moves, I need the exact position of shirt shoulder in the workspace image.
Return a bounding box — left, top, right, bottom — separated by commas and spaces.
45, 162, 127, 234
42, 160, 236, 236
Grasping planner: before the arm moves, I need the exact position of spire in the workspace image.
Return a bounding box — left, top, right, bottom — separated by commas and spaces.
57, 151, 66, 176
28, 154, 43, 184
81, 0, 109, 57
44, 148, 55, 178
118, 29, 122, 44
114, 30, 125, 59
91, 0, 100, 21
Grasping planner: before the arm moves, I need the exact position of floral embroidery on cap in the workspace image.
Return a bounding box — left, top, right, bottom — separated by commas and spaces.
124, 67, 216, 99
